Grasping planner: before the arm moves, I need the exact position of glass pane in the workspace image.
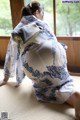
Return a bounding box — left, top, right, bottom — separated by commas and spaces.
24, 0, 54, 31
0, 0, 12, 36
56, 0, 80, 37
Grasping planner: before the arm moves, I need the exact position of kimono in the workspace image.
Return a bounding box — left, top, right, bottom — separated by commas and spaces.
4, 15, 74, 103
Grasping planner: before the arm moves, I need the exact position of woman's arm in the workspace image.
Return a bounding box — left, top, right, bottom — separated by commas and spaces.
0, 37, 17, 86
0, 36, 25, 87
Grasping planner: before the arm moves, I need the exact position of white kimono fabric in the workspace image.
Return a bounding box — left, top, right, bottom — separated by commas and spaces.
4, 15, 74, 103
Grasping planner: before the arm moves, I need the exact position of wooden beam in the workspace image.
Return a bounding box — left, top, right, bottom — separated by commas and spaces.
0, 37, 10, 62
10, 0, 24, 28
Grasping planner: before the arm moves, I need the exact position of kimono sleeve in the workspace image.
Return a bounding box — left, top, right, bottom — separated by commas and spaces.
4, 37, 17, 77
4, 36, 25, 83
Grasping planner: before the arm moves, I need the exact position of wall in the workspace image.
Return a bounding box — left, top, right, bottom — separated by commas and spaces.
58, 37, 80, 72
0, 37, 9, 65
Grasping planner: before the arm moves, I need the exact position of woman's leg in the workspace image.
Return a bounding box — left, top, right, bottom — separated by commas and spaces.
66, 92, 80, 120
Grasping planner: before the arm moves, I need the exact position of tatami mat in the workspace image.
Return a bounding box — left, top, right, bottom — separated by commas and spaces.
0, 69, 80, 120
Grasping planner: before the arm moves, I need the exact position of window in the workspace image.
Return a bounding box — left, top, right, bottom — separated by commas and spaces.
0, 0, 12, 36
56, 0, 80, 37
24, 0, 54, 31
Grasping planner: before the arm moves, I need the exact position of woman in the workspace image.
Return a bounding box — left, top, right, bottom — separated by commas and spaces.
0, 1, 80, 119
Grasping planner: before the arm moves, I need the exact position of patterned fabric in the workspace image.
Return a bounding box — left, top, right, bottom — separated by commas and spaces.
4, 15, 74, 103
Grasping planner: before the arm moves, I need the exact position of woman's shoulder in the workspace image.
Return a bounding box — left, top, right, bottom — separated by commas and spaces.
13, 15, 37, 31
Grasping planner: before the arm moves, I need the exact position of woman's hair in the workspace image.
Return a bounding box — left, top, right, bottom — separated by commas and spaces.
21, 1, 43, 17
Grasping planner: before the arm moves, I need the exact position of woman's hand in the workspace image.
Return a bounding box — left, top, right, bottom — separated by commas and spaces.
0, 75, 9, 87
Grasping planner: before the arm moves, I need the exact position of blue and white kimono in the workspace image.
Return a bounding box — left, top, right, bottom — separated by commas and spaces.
4, 15, 74, 103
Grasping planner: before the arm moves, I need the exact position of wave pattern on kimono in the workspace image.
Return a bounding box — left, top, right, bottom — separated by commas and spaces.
4, 15, 74, 103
